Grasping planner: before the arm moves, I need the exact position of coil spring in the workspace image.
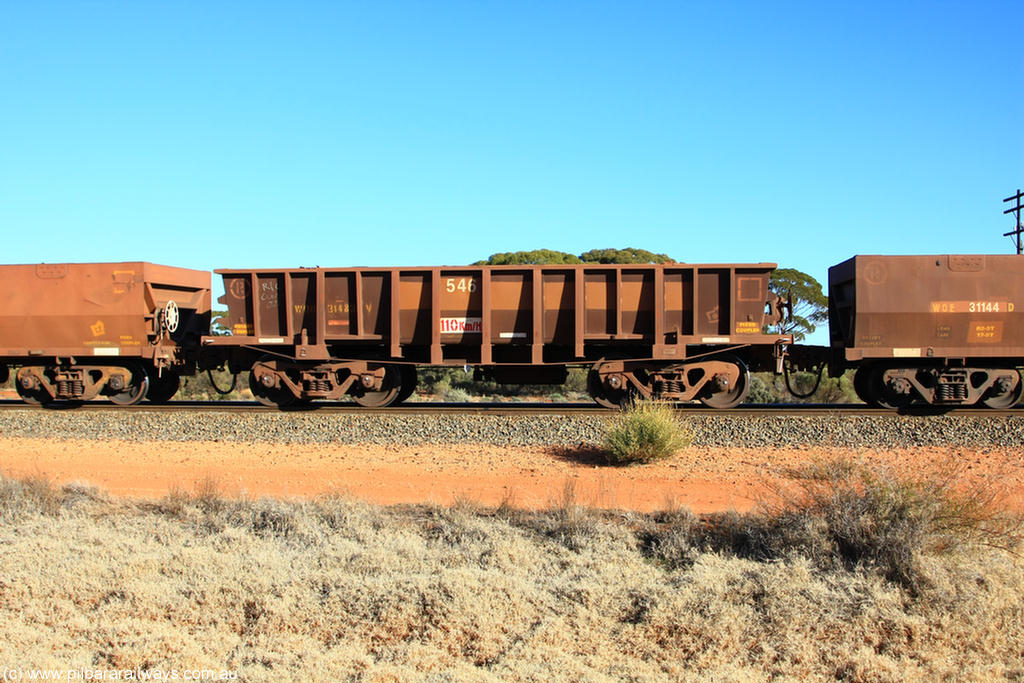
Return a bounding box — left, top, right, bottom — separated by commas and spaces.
655, 378, 683, 396
306, 379, 332, 393
57, 379, 84, 398
936, 378, 967, 402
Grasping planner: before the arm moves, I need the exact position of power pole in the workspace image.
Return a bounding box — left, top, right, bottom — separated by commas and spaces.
1004, 189, 1024, 255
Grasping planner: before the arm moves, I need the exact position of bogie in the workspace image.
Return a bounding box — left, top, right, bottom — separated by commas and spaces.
587, 355, 751, 409
858, 363, 1022, 409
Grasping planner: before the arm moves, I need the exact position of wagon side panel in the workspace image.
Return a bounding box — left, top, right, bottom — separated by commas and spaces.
845, 254, 1024, 362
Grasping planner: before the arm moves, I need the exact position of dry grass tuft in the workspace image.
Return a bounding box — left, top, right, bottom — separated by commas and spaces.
534, 478, 604, 551
757, 457, 1023, 591
0, 470, 61, 518
193, 475, 226, 512
159, 483, 192, 517
603, 399, 692, 465
640, 456, 1024, 594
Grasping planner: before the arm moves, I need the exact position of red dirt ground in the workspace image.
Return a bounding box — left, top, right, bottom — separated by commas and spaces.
2, 438, 1023, 512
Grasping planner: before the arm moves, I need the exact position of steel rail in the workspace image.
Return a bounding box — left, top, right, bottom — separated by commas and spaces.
0, 399, 1021, 418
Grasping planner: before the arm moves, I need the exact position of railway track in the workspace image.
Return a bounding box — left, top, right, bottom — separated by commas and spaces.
0, 399, 1021, 418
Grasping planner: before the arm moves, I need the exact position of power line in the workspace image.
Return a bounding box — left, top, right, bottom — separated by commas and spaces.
1004, 189, 1024, 255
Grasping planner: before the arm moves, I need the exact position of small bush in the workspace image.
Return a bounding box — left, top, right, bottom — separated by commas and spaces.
443, 386, 471, 403
753, 458, 1024, 592
430, 375, 452, 397
521, 479, 618, 552
564, 367, 588, 394
178, 368, 247, 401
0, 472, 62, 519
642, 507, 701, 569
603, 400, 692, 465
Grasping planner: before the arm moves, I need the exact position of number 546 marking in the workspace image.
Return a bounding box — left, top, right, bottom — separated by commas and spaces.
446, 278, 477, 293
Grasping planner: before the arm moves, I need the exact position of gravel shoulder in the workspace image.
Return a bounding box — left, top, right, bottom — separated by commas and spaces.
2, 435, 1022, 513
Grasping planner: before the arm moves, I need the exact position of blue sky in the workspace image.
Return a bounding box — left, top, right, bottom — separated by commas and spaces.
2, 1, 1021, 296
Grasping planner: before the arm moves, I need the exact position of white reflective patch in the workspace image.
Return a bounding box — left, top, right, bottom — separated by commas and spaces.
258, 337, 286, 344
701, 337, 730, 344
164, 300, 180, 333
499, 332, 527, 339
94, 347, 120, 356
893, 348, 921, 357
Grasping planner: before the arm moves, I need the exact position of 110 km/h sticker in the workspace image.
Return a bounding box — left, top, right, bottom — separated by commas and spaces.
440, 317, 482, 334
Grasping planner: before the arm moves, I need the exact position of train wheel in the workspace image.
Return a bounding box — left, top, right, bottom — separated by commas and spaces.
107, 363, 150, 406
587, 365, 629, 409
395, 366, 418, 404
982, 370, 1023, 409
698, 355, 750, 409
16, 371, 51, 405
146, 372, 181, 404
351, 365, 402, 407
853, 366, 879, 406
248, 368, 297, 408
868, 367, 913, 410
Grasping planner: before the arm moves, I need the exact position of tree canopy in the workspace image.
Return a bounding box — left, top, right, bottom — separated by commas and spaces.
579, 248, 673, 264
473, 249, 581, 265
768, 268, 828, 341
475, 247, 674, 266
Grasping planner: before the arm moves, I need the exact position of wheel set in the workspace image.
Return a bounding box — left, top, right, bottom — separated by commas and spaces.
587, 354, 751, 409
854, 364, 1023, 410
11, 362, 168, 406
244, 358, 418, 408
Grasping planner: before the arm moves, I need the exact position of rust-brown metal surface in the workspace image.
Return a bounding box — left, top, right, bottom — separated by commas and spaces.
829, 254, 1024, 362
0, 262, 211, 362
211, 263, 788, 366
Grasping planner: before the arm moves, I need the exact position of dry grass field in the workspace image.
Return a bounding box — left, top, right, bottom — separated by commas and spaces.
0, 461, 1022, 682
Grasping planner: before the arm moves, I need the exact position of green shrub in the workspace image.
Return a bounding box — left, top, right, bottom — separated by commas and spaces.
603, 400, 692, 465
178, 368, 246, 401
443, 386, 471, 403
564, 367, 588, 394
746, 370, 859, 404
745, 374, 775, 403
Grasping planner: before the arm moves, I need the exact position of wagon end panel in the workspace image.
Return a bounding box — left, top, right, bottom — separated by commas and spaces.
828, 257, 857, 351
733, 267, 775, 337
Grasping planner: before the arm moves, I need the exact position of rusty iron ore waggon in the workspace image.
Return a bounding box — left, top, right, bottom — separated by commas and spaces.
1, 254, 1021, 409
0, 263, 211, 404
207, 263, 789, 408
826, 254, 1024, 409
